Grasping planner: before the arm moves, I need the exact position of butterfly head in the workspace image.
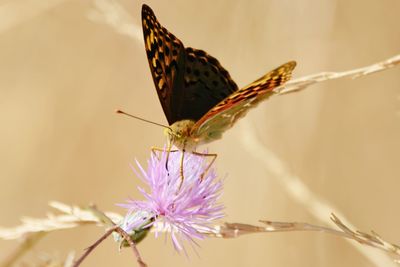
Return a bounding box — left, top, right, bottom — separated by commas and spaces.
164, 120, 198, 151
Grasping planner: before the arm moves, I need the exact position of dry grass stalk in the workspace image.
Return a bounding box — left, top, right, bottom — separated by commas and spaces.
2, 202, 400, 266
276, 54, 400, 95
208, 213, 400, 262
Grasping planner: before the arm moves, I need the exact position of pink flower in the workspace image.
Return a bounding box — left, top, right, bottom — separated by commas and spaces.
118, 149, 224, 252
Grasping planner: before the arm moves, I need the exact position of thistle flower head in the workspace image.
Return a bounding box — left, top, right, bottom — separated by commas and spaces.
118, 149, 224, 251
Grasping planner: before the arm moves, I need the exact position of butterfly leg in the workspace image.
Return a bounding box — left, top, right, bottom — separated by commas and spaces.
151, 147, 179, 159
192, 151, 217, 181
165, 140, 173, 171
178, 150, 185, 189
151, 146, 179, 169
150, 147, 186, 190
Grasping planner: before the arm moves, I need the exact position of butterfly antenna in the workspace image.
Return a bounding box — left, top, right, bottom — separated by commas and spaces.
116, 109, 171, 130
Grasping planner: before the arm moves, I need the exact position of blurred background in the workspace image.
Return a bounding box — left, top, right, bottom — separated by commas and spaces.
0, 0, 399, 266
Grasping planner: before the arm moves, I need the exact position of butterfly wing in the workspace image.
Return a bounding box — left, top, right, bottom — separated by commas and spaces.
191, 61, 296, 143
176, 47, 238, 122
142, 5, 238, 125
141, 4, 186, 125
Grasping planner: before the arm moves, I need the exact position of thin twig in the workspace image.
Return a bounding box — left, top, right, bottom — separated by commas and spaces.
71, 207, 147, 267
114, 227, 147, 267
72, 226, 118, 267
90, 204, 147, 266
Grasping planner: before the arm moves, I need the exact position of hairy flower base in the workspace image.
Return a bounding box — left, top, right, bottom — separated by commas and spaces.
118, 149, 224, 251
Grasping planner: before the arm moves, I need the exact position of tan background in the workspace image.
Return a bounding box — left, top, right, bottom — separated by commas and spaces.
1, 0, 399, 266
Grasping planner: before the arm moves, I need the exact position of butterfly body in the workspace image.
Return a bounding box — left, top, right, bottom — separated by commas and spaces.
142, 4, 296, 151
165, 119, 198, 152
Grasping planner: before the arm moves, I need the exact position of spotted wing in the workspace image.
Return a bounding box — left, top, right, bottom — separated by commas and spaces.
142, 5, 238, 125
176, 47, 238, 122
142, 4, 186, 125
191, 61, 296, 143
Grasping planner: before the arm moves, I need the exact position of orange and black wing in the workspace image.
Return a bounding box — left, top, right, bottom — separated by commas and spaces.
142, 4, 185, 124
192, 61, 296, 143
142, 5, 238, 124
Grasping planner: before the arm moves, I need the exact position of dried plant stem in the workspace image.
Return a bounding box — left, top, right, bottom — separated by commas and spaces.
209, 214, 400, 261
72, 226, 117, 267
87, 205, 147, 267
71, 206, 147, 267
276, 54, 400, 95
72, 225, 146, 267
216, 220, 348, 239
2, 202, 400, 265
114, 227, 147, 267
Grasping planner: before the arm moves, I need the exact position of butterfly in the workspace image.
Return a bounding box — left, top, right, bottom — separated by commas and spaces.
141, 4, 296, 179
